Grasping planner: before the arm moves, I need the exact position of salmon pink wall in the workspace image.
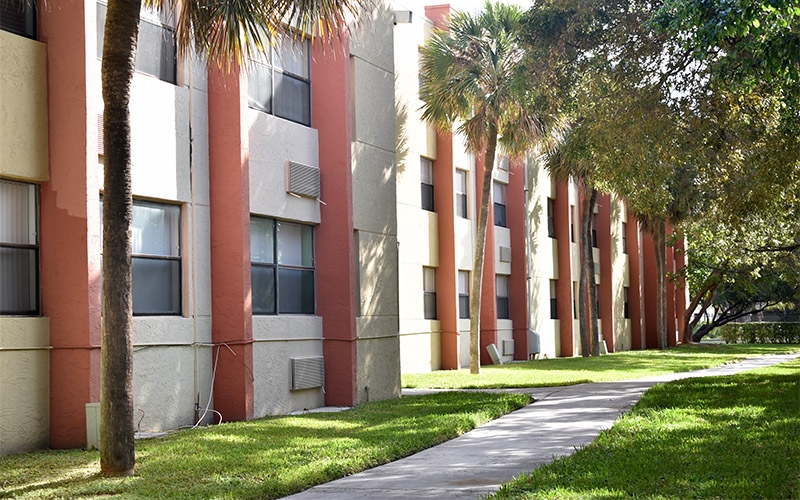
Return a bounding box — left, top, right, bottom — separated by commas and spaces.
507, 156, 528, 360
434, 133, 460, 370
208, 64, 254, 421
39, 0, 101, 449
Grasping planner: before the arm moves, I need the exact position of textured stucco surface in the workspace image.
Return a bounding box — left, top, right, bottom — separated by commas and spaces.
0, 31, 49, 181
249, 111, 320, 224
0, 318, 50, 456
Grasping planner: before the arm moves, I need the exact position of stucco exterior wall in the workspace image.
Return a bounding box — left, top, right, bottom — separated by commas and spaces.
526, 159, 559, 358
349, 2, 400, 401
248, 112, 321, 224
0, 318, 50, 455
0, 31, 49, 181
611, 194, 632, 351
252, 316, 324, 415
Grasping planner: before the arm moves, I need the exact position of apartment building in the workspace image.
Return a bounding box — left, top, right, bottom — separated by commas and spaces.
0, 0, 399, 456
0, 0, 689, 457
393, 3, 689, 372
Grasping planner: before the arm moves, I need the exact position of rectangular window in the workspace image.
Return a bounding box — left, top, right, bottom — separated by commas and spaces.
496, 275, 509, 319
458, 270, 470, 319
570, 205, 576, 243
549, 279, 558, 320
493, 182, 507, 227
420, 158, 435, 211
0, 180, 39, 315
97, 2, 177, 84
592, 213, 598, 248
423, 266, 437, 319
624, 286, 630, 319
547, 198, 556, 238
248, 37, 311, 126
251, 217, 315, 315
131, 201, 181, 315
573, 281, 578, 319
455, 170, 468, 218
622, 222, 628, 254
1, 0, 36, 39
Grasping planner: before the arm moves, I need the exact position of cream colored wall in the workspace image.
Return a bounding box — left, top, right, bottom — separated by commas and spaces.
350, 2, 401, 402
0, 32, 49, 181
249, 112, 321, 224
395, 6, 446, 374
526, 157, 559, 358
610, 194, 631, 351
252, 316, 325, 415
0, 318, 50, 456
0, 33, 51, 456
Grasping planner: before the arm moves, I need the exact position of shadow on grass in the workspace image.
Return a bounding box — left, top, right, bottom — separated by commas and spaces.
0, 392, 530, 500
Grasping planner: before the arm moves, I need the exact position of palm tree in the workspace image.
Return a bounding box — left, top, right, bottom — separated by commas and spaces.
99, 0, 360, 476
541, 118, 600, 357
419, 1, 543, 374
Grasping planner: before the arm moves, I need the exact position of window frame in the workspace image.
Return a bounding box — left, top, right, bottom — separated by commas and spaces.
0, 179, 40, 316
97, 1, 177, 85
549, 279, 558, 320
420, 158, 435, 212
247, 37, 312, 127
130, 200, 182, 316
547, 197, 556, 238
1, 0, 36, 39
423, 266, 437, 319
458, 270, 470, 319
496, 274, 509, 320
624, 286, 630, 319
493, 182, 507, 228
622, 222, 628, 254
250, 216, 316, 315
455, 169, 468, 218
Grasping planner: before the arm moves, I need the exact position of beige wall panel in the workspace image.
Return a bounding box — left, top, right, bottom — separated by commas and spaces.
0, 32, 49, 182
358, 232, 400, 318
251, 338, 324, 416
399, 328, 441, 373
357, 335, 401, 402
353, 145, 397, 235
0, 318, 49, 456
248, 112, 320, 224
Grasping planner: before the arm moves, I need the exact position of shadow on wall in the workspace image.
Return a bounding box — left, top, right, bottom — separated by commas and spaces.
396, 90, 410, 177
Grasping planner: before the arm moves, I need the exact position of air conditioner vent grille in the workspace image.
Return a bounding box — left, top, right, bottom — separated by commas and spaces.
290, 356, 324, 391
287, 161, 321, 199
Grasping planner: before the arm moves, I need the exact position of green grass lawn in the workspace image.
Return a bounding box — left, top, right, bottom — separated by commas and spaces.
2, 345, 798, 499
491, 357, 800, 499
402, 344, 800, 389
0, 392, 530, 499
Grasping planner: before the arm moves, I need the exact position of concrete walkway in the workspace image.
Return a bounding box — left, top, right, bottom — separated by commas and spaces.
283, 353, 800, 500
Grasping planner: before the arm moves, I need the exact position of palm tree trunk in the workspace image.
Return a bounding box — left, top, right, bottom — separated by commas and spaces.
99, 0, 141, 477
653, 219, 668, 350
469, 125, 498, 374
578, 181, 594, 357
585, 188, 600, 356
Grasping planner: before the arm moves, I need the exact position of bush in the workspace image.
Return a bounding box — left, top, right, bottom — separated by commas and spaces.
717, 322, 800, 344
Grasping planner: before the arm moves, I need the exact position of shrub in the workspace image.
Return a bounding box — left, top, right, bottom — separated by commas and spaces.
717, 322, 800, 344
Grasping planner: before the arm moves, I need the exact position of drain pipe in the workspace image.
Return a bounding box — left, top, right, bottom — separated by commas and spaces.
187, 53, 201, 425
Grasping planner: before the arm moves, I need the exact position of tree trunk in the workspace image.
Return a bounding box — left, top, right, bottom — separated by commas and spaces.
99, 0, 141, 477
577, 182, 595, 357
585, 188, 600, 356
653, 220, 668, 350
682, 272, 719, 344
469, 125, 498, 374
